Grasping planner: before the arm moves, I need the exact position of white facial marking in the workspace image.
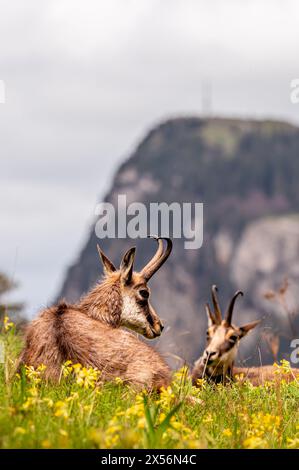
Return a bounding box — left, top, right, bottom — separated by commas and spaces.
121, 294, 148, 334
207, 327, 226, 351
206, 326, 239, 366
219, 346, 238, 365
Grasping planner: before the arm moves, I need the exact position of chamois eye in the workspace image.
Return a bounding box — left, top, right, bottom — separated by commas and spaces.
139, 289, 149, 299
206, 331, 210, 339
229, 334, 238, 343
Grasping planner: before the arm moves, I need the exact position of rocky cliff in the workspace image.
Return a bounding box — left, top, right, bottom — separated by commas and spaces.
58, 117, 299, 367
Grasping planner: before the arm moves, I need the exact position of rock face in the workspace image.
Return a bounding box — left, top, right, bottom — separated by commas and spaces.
58, 117, 299, 367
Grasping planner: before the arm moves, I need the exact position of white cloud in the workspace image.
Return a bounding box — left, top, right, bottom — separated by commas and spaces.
1, 0, 299, 316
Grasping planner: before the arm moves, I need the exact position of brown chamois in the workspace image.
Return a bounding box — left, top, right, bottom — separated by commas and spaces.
18, 237, 173, 390
192, 286, 299, 386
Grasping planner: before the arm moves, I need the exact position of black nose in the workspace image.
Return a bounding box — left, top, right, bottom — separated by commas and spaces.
205, 350, 217, 360
160, 324, 164, 332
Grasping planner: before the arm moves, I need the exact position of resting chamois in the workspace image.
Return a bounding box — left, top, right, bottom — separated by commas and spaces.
192, 286, 299, 386
18, 237, 173, 390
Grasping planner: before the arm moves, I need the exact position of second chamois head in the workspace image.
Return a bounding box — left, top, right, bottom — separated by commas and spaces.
95, 236, 172, 339
202, 285, 260, 370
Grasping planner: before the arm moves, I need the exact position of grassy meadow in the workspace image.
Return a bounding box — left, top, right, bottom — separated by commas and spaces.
0, 318, 299, 449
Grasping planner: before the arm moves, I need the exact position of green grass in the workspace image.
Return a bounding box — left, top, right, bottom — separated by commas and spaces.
0, 327, 299, 449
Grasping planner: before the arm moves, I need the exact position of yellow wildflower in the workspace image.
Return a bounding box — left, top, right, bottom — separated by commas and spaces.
157, 386, 176, 410
105, 434, 120, 448
114, 377, 124, 385
243, 436, 268, 449
71, 363, 101, 389
172, 366, 189, 387
274, 359, 292, 375
251, 412, 280, 434
28, 387, 39, 397
61, 360, 73, 377
120, 429, 140, 448
137, 417, 146, 429
89, 428, 105, 447
203, 413, 213, 424
66, 391, 79, 402
21, 396, 39, 411
3, 314, 14, 332
194, 378, 205, 388
14, 427, 26, 435
41, 439, 51, 448
124, 395, 144, 418
54, 401, 69, 419
24, 364, 46, 384
286, 437, 299, 449
234, 373, 245, 382
43, 397, 54, 408
241, 411, 281, 448
106, 424, 122, 435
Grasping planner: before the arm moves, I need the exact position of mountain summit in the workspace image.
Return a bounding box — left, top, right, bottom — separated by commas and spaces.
58, 117, 299, 366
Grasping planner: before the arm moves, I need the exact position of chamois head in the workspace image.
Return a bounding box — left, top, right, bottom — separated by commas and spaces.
201, 285, 260, 369
96, 237, 172, 339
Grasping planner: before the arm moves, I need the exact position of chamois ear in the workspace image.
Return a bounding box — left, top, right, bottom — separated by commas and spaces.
120, 247, 136, 284
239, 320, 260, 338
97, 244, 116, 275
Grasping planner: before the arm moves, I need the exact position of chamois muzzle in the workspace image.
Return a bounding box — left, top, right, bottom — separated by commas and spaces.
204, 350, 219, 365
146, 304, 165, 338
149, 322, 164, 338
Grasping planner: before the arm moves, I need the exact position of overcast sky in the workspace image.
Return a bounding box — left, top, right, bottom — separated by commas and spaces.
1, 0, 299, 317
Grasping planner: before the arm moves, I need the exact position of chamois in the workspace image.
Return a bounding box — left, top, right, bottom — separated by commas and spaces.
192, 286, 299, 386
18, 237, 173, 390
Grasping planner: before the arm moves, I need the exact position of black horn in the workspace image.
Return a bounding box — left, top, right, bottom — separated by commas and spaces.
225, 291, 244, 325
141, 236, 172, 281
211, 285, 222, 324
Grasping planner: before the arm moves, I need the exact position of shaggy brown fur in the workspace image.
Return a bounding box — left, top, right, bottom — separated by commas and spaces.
18, 239, 173, 390
192, 360, 299, 386
232, 366, 299, 385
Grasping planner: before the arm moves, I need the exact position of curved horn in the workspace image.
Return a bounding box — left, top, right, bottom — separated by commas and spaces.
141, 236, 173, 281
211, 285, 222, 324
205, 303, 217, 325
225, 290, 244, 325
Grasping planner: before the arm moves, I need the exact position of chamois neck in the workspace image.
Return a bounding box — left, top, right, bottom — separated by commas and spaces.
77, 274, 122, 327
205, 363, 234, 384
